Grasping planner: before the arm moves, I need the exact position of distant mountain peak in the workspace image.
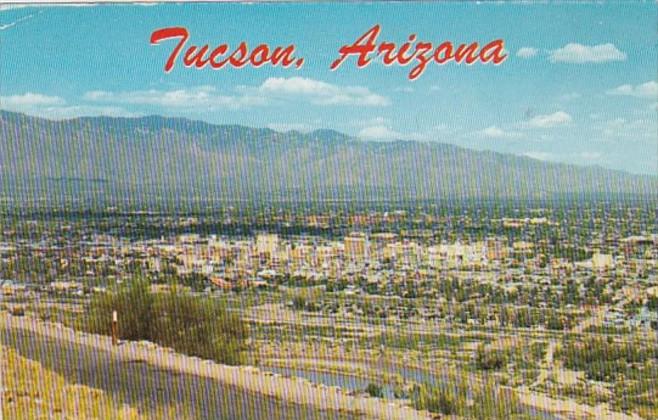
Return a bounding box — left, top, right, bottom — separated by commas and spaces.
0, 111, 655, 203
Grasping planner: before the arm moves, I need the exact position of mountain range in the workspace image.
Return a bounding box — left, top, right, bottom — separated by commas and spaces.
0, 110, 655, 205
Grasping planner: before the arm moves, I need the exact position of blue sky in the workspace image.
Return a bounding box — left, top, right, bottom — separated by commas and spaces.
1, 2, 656, 175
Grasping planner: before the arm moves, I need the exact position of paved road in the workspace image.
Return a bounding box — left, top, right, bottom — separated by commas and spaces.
1, 324, 356, 419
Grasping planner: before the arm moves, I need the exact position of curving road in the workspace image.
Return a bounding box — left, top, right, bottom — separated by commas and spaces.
0, 317, 357, 419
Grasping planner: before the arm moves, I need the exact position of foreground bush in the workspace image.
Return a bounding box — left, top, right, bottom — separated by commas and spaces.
85, 279, 248, 365
86, 278, 154, 341
149, 291, 248, 365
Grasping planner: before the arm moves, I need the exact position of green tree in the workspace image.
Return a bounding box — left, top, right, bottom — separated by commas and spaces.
86, 277, 248, 365
87, 278, 153, 341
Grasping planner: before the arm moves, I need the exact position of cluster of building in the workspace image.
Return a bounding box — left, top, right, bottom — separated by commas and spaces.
116, 231, 657, 288
1, 209, 657, 330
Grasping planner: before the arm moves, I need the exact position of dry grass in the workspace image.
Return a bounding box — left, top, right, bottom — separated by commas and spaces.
1, 345, 143, 420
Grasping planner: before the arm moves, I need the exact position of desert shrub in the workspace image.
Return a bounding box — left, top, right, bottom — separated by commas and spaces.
529, 342, 547, 361
86, 278, 153, 341
392, 385, 410, 399
545, 313, 569, 330
411, 383, 459, 415
291, 295, 306, 310
149, 291, 248, 365
475, 344, 507, 370
85, 278, 248, 365
470, 380, 522, 419
365, 383, 384, 398
412, 378, 523, 419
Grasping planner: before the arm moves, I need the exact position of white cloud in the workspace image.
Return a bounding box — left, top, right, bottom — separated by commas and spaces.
358, 125, 402, 140
84, 86, 266, 109
579, 152, 602, 161
549, 43, 626, 63
350, 116, 390, 128
596, 117, 655, 142
32, 105, 139, 119
357, 125, 424, 141
430, 124, 451, 132
85, 78, 389, 110
477, 125, 522, 139
525, 111, 572, 128
1, 92, 64, 106
267, 122, 314, 133
258, 77, 390, 106
606, 81, 657, 99
525, 151, 602, 163
523, 151, 555, 161
1, 92, 136, 119
516, 47, 538, 59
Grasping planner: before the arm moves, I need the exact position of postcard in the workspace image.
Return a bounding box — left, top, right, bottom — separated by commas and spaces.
1, 1, 656, 419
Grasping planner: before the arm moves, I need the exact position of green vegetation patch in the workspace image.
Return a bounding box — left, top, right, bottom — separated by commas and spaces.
84, 278, 249, 365
411, 377, 527, 419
